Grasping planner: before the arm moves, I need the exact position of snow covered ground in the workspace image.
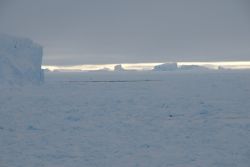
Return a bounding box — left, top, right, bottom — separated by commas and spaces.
1, 71, 250, 167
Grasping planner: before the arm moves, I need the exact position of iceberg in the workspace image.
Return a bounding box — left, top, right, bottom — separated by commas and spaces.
0, 34, 44, 85
153, 62, 178, 71
114, 64, 125, 71
179, 65, 210, 71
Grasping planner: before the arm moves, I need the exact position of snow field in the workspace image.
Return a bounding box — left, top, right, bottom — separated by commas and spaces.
0, 71, 250, 167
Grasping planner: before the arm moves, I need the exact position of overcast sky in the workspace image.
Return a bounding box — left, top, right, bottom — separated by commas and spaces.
0, 0, 250, 65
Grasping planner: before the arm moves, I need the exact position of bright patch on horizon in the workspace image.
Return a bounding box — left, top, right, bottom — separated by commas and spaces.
42, 61, 250, 72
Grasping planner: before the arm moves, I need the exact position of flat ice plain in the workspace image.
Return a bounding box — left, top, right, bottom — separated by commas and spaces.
1, 71, 250, 167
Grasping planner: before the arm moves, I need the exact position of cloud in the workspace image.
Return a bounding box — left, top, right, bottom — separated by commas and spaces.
1, 0, 250, 64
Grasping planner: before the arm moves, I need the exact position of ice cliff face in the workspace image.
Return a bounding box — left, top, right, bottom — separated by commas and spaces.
0, 34, 44, 85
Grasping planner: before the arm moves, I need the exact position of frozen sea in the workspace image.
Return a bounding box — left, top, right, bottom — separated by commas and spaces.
1, 71, 250, 167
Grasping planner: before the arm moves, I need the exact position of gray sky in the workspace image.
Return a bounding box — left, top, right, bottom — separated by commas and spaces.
0, 0, 250, 65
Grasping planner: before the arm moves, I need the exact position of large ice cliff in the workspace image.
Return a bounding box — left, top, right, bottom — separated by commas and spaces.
0, 34, 44, 85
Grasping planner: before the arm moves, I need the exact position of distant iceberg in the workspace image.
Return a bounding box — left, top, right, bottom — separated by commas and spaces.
179, 65, 210, 71
153, 63, 178, 71
0, 34, 44, 85
114, 64, 125, 71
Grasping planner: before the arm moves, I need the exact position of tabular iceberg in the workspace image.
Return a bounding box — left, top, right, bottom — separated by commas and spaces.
0, 34, 44, 85
153, 62, 178, 71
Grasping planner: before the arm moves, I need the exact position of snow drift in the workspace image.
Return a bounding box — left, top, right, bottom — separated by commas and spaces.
0, 34, 44, 84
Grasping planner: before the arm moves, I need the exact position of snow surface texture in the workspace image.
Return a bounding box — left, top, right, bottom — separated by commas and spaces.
0, 34, 44, 85
1, 71, 250, 167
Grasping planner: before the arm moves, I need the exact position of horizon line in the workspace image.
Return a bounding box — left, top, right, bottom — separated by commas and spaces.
42, 61, 250, 71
